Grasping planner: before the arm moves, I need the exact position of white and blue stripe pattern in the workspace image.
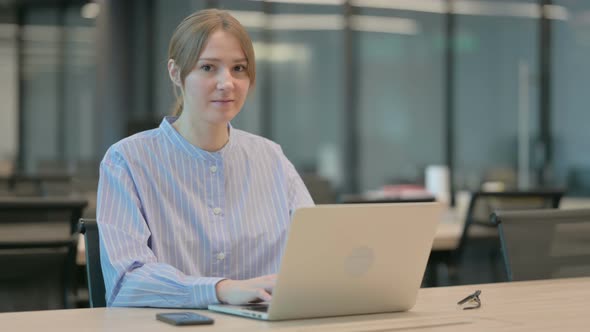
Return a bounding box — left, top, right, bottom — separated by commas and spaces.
97, 116, 314, 308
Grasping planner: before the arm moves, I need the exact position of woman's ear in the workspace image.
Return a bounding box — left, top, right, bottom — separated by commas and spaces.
168, 59, 182, 87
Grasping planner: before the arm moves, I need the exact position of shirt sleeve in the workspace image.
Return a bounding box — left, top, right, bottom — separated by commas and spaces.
97, 148, 224, 308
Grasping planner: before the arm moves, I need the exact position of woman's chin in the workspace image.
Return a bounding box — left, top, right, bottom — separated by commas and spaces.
208, 110, 240, 124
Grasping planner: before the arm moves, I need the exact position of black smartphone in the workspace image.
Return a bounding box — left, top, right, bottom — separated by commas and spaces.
156, 312, 214, 326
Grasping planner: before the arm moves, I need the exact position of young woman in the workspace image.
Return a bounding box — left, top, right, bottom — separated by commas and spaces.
97, 9, 313, 308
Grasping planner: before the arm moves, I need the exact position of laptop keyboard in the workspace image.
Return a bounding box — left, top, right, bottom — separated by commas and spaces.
243, 304, 269, 312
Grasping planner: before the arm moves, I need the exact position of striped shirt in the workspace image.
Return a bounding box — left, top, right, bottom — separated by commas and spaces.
97, 116, 314, 308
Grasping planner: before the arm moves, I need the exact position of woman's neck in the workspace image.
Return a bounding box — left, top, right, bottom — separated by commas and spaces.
172, 113, 229, 152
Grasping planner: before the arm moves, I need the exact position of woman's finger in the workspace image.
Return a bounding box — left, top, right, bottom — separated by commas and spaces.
257, 289, 272, 302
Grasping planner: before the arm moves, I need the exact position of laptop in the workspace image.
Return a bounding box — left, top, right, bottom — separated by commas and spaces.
208, 202, 443, 321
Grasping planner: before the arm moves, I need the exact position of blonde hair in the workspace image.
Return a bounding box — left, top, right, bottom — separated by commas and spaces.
168, 9, 256, 116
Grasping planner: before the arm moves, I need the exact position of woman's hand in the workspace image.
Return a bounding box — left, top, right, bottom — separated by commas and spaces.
215, 274, 277, 305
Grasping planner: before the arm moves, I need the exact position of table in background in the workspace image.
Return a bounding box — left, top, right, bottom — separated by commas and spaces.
0, 173, 72, 196
427, 196, 590, 286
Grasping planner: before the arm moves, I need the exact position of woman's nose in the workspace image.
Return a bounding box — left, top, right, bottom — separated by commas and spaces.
216, 69, 234, 90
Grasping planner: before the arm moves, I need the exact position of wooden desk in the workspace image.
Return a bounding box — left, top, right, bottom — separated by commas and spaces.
1, 277, 588, 331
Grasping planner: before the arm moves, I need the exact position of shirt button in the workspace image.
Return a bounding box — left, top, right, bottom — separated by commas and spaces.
210, 165, 217, 173
216, 252, 226, 261
213, 207, 222, 215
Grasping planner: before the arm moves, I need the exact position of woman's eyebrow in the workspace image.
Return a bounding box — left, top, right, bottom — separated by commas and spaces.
198, 57, 248, 63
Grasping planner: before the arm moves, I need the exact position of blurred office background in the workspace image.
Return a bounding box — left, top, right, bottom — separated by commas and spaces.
1, 0, 590, 199
1, 0, 590, 310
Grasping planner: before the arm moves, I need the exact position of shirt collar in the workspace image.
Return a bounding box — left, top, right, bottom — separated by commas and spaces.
160, 116, 235, 161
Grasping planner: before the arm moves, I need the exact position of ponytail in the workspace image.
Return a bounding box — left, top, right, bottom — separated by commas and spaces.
171, 81, 183, 116
172, 96, 183, 116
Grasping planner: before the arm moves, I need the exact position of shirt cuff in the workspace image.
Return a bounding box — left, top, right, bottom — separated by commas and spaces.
191, 277, 226, 308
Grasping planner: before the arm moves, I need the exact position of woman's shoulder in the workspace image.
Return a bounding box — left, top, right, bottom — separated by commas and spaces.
232, 128, 282, 154
103, 128, 163, 166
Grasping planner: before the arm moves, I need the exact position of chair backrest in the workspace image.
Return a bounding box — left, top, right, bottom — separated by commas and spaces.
0, 242, 77, 312
0, 196, 87, 312
300, 174, 338, 204
492, 208, 590, 281
456, 190, 564, 255
79, 218, 106, 307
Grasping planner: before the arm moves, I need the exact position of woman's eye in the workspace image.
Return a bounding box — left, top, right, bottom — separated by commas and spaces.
234, 65, 247, 72
200, 64, 213, 72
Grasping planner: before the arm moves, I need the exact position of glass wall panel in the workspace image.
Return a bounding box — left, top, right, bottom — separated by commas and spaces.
552, 0, 590, 194
264, 3, 345, 190
0, 12, 18, 171
22, 8, 60, 173
356, 5, 445, 192
453, 0, 540, 191
64, 5, 96, 164
21, 5, 97, 173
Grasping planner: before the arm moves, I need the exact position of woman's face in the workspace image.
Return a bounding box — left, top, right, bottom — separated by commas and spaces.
177, 30, 250, 125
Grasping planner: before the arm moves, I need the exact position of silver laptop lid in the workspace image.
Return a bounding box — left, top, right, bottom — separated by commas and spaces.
264, 202, 443, 320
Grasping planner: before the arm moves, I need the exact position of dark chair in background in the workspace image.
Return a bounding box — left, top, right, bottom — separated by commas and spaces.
300, 174, 338, 204
567, 167, 590, 196
0, 197, 87, 312
438, 190, 563, 286
492, 208, 590, 281
79, 218, 106, 308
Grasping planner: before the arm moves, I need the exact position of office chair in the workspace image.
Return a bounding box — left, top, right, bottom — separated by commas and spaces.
0, 239, 78, 312
451, 190, 563, 284
492, 208, 590, 281
0, 197, 87, 311
300, 174, 338, 204
79, 218, 106, 307
567, 167, 590, 196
